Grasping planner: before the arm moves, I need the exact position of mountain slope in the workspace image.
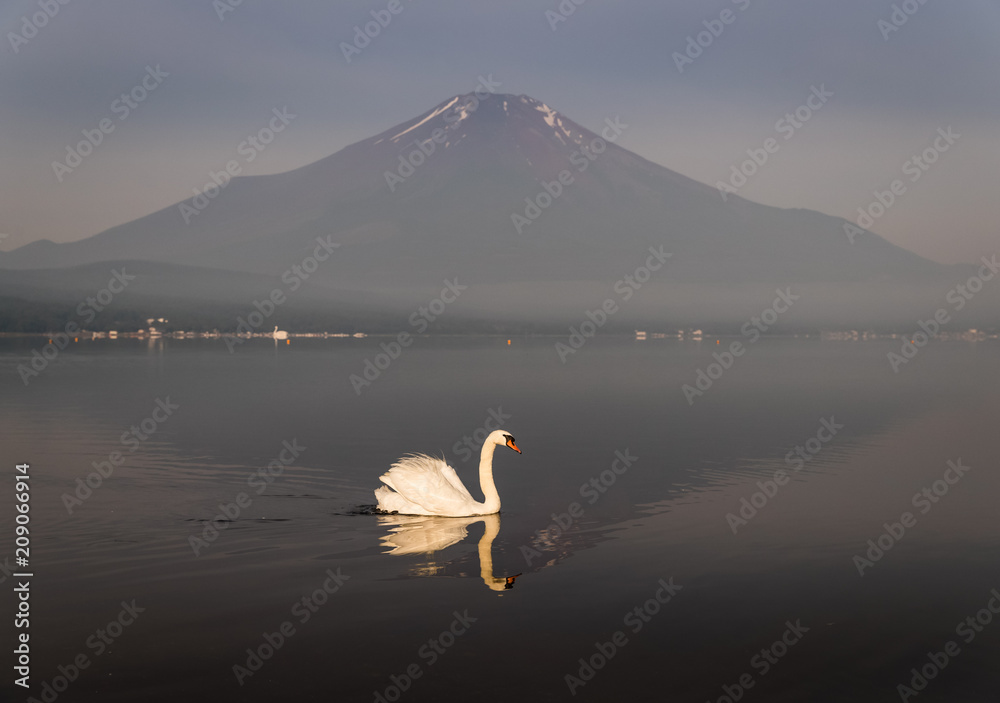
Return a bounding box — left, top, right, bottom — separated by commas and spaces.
2, 93, 988, 326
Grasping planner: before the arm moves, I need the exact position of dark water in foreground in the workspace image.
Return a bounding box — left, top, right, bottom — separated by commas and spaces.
1, 336, 998, 702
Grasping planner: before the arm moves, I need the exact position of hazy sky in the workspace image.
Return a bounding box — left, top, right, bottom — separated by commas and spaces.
1, 0, 997, 264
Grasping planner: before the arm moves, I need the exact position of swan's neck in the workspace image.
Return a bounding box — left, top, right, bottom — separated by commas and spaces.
478, 442, 501, 513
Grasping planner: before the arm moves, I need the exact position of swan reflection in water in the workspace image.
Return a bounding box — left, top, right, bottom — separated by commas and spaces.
377, 513, 521, 591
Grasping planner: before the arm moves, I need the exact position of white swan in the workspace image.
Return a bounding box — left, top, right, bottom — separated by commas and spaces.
272, 325, 289, 340
374, 429, 521, 517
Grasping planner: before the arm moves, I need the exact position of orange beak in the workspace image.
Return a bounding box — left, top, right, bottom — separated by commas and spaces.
506, 439, 521, 454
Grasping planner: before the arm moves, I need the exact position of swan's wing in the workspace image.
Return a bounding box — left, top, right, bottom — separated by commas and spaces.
438, 463, 474, 497
379, 454, 476, 515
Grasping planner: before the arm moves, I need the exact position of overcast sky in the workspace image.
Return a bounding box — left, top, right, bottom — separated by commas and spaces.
1, 0, 997, 264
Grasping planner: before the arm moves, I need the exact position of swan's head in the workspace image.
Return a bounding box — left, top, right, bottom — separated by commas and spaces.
490, 429, 521, 454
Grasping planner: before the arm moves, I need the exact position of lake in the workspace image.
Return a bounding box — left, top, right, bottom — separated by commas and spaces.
1, 335, 998, 702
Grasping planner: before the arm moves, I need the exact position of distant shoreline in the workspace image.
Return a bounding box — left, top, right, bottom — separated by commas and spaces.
0, 330, 995, 341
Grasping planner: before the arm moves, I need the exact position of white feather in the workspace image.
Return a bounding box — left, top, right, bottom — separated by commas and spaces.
373, 430, 520, 517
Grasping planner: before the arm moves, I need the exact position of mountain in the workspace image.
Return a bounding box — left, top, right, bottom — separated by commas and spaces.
1, 93, 993, 328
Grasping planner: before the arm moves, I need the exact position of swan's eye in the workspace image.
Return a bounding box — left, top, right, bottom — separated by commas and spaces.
503, 434, 513, 442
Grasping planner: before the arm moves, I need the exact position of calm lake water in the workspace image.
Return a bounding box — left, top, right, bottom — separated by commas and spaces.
1, 336, 998, 702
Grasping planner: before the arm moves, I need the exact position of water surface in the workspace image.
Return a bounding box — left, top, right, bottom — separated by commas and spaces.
1, 336, 998, 701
